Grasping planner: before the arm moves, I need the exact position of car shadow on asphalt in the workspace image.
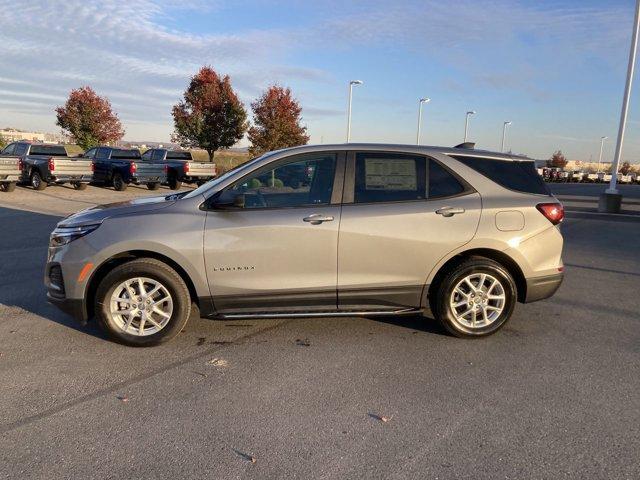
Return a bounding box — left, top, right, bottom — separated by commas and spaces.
0, 205, 109, 341
372, 314, 450, 336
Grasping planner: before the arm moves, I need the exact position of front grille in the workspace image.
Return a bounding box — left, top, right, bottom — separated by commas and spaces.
48, 265, 65, 298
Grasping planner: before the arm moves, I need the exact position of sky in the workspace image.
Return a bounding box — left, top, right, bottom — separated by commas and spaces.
1, 0, 639, 161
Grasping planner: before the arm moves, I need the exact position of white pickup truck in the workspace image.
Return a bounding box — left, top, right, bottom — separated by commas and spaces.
142, 149, 217, 190
0, 156, 22, 192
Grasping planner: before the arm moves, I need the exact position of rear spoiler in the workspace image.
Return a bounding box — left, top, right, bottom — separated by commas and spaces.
454, 142, 475, 149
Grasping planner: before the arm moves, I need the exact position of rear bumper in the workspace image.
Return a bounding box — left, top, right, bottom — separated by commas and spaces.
524, 273, 564, 303
51, 174, 92, 183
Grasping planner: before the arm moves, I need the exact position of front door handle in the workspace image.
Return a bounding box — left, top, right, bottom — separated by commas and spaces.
435, 207, 465, 217
303, 214, 334, 225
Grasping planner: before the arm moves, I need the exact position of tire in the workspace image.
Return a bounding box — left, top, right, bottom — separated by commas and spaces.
431, 257, 516, 338
146, 182, 160, 190
168, 176, 182, 190
0, 182, 16, 192
112, 173, 127, 191
95, 258, 192, 347
31, 171, 47, 190
72, 182, 88, 191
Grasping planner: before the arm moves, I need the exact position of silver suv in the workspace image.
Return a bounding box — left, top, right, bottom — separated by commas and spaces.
46, 144, 564, 346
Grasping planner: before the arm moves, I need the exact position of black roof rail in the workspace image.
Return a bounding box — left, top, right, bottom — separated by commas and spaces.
454, 142, 475, 149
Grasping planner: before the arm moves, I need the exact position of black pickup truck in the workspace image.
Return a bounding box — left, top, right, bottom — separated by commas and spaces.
84, 146, 167, 191
141, 149, 217, 190
0, 142, 92, 190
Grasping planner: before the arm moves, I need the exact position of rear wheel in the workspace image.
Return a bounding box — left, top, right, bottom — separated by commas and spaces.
31, 171, 47, 190
431, 257, 516, 337
168, 176, 182, 190
146, 182, 160, 190
112, 173, 127, 191
72, 182, 87, 190
0, 182, 16, 192
95, 258, 191, 347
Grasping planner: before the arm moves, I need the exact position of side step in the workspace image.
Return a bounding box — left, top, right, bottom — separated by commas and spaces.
213, 308, 422, 320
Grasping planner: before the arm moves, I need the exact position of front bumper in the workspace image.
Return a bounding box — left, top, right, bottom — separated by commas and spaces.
524, 272, 564, 303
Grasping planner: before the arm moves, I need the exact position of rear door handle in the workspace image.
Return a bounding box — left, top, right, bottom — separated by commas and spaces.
435, 207, 465, 217
303, 214, 334, 225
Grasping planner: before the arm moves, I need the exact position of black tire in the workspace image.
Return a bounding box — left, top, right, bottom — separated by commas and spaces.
431, 257, 517, 338
112, 173, 127, 191
146, 182, 160, 190
168, 176, 182, 190
95, 258, 192, 347
72, 182, 88, 191
0, 182, 16, 192
30, 171, 47, 190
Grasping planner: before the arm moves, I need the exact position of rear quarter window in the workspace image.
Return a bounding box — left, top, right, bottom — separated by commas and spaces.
112, 149, 141, 159
166, 151, 192, 160
451, 155, 550, 195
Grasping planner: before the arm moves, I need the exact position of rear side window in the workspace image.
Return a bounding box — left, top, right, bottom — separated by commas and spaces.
355, 153, 426, 203
112, 149, 141, 159
451, 155, 550, 195
167, 151, 192, 160
30, 145, 67, 156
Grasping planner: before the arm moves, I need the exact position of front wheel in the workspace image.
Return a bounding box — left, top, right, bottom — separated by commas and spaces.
72, 182, 88, 190
31, 171, 47, 190
112, 173, 127, 191
95, 258, 192, 347
146, 182, 160, 190
431, 257, 516, 338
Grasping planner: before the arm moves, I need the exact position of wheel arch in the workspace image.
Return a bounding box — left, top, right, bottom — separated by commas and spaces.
426, 248, 527, 305
84, 250, 200, 321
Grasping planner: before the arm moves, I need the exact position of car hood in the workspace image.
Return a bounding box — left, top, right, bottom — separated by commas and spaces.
58, 194, 177, 227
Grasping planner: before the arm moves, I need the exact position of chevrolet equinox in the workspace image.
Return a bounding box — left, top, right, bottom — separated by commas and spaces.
46, 144, 564, 346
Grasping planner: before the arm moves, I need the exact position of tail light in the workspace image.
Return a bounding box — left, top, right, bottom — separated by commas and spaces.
163, 164, 168, 173
536, 202, 564, 225
91, 162, 95, 172
18, 159, 24, 171
130, 162, 137, 175
48, 157, 55, 172
184, 162, 190, 174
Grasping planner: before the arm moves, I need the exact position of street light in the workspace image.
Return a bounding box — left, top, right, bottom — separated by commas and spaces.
416, 98, 431, 144
597, 136, 608, 173
346, 80, 363, 142
464, 110, 476, 142
501, 121, 512, 152
600, 0, 640, 212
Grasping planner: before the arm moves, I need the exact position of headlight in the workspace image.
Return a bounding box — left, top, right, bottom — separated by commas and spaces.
49, 224, 100, 247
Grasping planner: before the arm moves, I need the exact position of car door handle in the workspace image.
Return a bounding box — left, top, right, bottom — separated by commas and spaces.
303, 214, 334, 225
435, 207, 465, 217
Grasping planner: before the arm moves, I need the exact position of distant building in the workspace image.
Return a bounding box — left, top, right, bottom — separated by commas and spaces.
0, 128, 69, 144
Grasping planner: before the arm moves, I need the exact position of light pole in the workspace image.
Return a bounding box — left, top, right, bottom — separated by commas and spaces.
600, 0, 640, 212
597, 136, 608, 173
501, 121, 512, 152
464, 110, 476, 142
346, 80, 363, 142
416, 98, 431, 144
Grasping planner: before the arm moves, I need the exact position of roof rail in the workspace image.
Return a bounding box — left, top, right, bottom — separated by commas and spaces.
454, 142, 475, 149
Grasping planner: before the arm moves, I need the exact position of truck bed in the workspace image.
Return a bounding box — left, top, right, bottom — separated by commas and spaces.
0, 157, 21, 182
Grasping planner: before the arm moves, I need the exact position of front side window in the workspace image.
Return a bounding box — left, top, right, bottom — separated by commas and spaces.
218, 152, 337, 209
96, 148, 110, 159
84, 148, 97, 159
1, 143, 16, 155
141, 150, 152, 161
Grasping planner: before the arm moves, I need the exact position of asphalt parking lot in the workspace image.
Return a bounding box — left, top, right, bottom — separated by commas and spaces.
1, 184, 639, 479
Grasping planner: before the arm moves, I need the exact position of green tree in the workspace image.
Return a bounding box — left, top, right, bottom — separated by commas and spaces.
248, 85, 309, 157
172, 66, 248, 161
0, 135, 6, 150
620, 161, 632, 175
55, 86, 124, 150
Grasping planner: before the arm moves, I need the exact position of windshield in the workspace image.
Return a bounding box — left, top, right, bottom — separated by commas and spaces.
182, 153, 274, 200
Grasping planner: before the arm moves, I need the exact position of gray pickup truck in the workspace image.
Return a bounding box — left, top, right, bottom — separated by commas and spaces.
141, 149, 217, 190
0, 142, 92, 190
0, 155, 22, 192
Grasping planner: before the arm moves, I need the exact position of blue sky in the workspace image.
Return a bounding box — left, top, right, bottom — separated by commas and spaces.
0, 0, 638, 161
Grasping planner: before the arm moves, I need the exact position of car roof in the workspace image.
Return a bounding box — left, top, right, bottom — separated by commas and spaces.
268, 143, 532, 162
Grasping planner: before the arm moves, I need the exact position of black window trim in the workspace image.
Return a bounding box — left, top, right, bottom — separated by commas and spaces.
343, 150, 475, 205
203, 150, 347, 212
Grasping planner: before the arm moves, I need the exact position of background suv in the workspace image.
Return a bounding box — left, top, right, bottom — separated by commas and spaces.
46, 144, 564, 346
